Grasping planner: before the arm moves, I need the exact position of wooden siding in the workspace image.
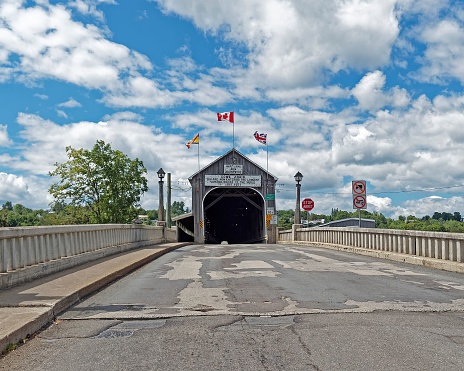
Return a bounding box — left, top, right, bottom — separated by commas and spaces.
189, 149, 277, 243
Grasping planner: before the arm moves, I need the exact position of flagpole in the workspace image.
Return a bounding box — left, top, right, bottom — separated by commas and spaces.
197, 135, 200, 171
266, 139, 269, 189
232, 119, 236, 162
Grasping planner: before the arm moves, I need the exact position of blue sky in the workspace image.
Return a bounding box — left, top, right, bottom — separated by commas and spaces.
1, 0, 464, 218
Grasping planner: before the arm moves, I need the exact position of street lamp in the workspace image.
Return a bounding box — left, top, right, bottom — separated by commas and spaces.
157, 168, 165, 223
294, 171, 303, 225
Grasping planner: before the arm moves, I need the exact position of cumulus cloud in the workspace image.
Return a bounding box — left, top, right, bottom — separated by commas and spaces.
0, 124, 11, 146
2, 0, 464, 219
34, 93, 48, 100
352, 70, 410, 111
58, 98, 82, 108
0, 172, 30, 203
155, 0, 401, 87
392, 195, 464, 219
0, 1, 153, 94
330, 92, 464, 199
7, 112, 222, 208
367, 195, 393, 214
69, 0, 116, 21
418, 19, 464, 83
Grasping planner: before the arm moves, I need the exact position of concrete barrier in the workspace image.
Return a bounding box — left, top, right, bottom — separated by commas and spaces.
0, 224, 177, 289
279, 227, 464, 272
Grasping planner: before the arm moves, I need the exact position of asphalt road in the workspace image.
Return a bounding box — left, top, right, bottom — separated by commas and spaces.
2, 243, 464, 370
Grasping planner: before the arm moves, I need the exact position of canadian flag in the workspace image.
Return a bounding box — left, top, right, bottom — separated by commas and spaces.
217, 111, 234, 123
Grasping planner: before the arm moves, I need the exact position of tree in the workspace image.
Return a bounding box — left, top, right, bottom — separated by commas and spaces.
171, 201, 189, 217
2, 201, 13, 211
49, 140, 148, 224
432, 212, 442, 220
277, 209, 294, 230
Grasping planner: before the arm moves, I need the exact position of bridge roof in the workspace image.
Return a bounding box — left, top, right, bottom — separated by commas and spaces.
188, 148, 278, 182
171, 212, 192, 222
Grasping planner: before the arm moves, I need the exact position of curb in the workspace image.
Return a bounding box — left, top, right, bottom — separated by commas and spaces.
1, 243, 191, 353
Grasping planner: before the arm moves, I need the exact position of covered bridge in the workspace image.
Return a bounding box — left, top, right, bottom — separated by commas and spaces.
175, 148, 278, 244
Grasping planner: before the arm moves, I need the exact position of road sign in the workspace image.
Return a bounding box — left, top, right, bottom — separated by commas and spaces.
271, 215, 278, 225
353, 195, 367, 209
352, 180, 366, 195
265, 194, 275, 200
302, 198, 314, 211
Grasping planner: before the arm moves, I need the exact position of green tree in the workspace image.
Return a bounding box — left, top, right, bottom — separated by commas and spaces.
277, 209, 294, 230
2, 201, 13, 211
171, 201, 189, 217
49, 140, 148, 224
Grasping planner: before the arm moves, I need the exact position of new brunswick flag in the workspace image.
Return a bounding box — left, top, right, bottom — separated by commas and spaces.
186, 133, 200, 149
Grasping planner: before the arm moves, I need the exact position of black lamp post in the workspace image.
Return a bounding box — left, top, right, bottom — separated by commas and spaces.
157, 168, 165, 223
294, 171, 303, 225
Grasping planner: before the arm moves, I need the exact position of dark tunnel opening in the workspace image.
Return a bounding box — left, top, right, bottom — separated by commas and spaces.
204, 188, 264, 244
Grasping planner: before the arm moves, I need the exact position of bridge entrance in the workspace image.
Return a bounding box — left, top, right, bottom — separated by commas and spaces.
204, 188, 264, 244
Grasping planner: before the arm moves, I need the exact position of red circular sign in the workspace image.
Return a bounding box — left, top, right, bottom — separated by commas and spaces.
302, 198, 314, 211
352, 180, 366, 195
353, 195, 367, 209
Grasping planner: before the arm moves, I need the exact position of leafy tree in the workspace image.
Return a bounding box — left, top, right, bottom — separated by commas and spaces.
277, 209, 294, 230
432, 212, 442, 220
2, 201, 13, 211
171, 201, 189, 217
49, 140, 148, 224
147, 209, 158, 222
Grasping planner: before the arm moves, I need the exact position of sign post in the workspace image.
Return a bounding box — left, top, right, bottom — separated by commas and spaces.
352, 180, 367, 227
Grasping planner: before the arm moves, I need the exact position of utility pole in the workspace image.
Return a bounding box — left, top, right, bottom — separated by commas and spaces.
167, 172, 172, 228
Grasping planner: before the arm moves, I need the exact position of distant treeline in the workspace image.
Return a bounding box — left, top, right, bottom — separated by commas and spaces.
277, 208, 464, 233
2, 201, 463, 233
0, 201, 189, 227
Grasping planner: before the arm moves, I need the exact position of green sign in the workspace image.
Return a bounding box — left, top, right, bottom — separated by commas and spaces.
265, 194, 275, 200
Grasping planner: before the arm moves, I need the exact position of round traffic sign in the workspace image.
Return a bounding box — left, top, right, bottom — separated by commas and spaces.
302, 198, 314, 211
353, 195, 367, 209
352, 180, 366, 195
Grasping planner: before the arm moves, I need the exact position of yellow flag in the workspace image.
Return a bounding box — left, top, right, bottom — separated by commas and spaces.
186, 133, 200, 149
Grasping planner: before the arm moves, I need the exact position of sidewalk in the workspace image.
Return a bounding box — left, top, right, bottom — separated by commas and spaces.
0, 242, 190, 353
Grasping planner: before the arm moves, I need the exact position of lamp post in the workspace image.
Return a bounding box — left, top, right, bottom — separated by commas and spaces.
294, 171, 303, 225
157, 168, 165, 224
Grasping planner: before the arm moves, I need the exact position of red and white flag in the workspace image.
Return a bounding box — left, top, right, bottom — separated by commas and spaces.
217, 111, 234, 123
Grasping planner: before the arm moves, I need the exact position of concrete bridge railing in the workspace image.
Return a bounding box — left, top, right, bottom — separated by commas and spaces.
279, 226, 464, 270
0, 224, 176, 289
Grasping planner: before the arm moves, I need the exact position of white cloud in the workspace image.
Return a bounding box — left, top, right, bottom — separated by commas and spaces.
0, 1, 152, 92
103, 76, 178, 108
393, 196, 464, 219
0, 124, 11, 146
58, 98, 82, 108
56, 110, 67, 118
0, 172, 30, 203
352, 70, 410, 111
367, 195, 392, 213
418, 19, 464, 83
69, 0, 117, 21
102, 111, 144, 122
155, 0, 401, 88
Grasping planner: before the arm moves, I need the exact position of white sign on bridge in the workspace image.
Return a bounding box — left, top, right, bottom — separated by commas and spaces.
205, 174, 261, 187
224, 164, 243, 174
